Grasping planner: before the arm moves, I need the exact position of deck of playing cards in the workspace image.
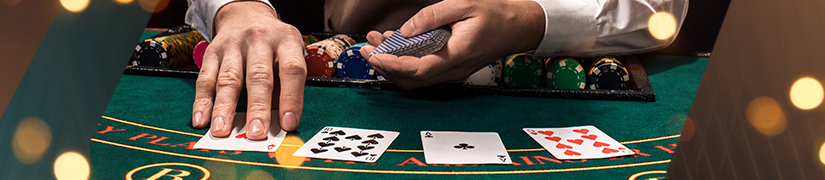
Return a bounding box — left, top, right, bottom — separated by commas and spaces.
523, 125, 634, 159
370, 28, 451, 58
420, 131, 512, 164
193, 111, 288, 152
293, 127, 400, 163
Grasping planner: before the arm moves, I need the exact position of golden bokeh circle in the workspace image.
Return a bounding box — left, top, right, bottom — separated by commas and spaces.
790, 77, 824, 110
114, 0, 134, 5
53, 152, 90, 180
59, 0, 89, 12
745, 96, 787, 136
275, 135, 306, 167
244, 170, 275, 180
679, 116, 695, 142
648, 12, 677, 40
819, 143, 825, 165
203, 155, 236, 179
137, 0, 169, 13
13, 117, 52, 164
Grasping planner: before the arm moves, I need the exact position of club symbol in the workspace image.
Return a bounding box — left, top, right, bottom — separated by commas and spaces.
328, 130, 346, 136
345, 135, 362, 141
454, 143, 475, 150
367, 133, 384, 139
424, 132, 433, 138
497, 155, 507, 162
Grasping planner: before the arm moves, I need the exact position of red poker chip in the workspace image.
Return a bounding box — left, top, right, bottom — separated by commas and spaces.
305, 47, 336, 77
192, 40, 209, 68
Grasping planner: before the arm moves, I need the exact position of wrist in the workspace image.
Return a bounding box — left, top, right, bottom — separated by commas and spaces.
511, 0, 545, 53
215, 1, 279, 34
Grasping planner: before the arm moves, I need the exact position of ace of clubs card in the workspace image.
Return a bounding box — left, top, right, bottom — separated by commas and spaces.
420, 131, 512, 164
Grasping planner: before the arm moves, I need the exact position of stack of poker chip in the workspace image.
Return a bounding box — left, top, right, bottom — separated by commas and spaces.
336, 42, 375, 79
587, 56, 630, 90
503, 53, 543, 87
192, 40, 209, 68
370, 28, 450, 58
131, 30, 205, 68
302, 35, 319, 46
545, 57, 586, 89
463, 59, 502, 86
305, 34, 357, 77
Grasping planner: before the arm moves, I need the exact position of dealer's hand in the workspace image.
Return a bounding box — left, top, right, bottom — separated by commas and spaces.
360, 0, 545, 90
192, 1, 306, 140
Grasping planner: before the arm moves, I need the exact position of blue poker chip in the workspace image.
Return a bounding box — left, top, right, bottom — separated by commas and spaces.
347, 42, 370, 50
337, 48, 374, 79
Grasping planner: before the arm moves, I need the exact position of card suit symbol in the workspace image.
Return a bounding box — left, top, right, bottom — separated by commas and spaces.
267, 144, 276, 150
602, 148, 619, 154
538, 130, 554, 136
311, 148, 328, 154
351, 151, 369, 157
544, 136, 561, 142
235, 133, 247, 139
564, 150, 581, 156
370, 154, 377, 156
334, 146, 352, 152
367, 133, 384, 139
361, 139, 379, 145
573, 129, 589, 134
567, 139, 583, 145
497, 155, 507, 162
357, 145, 375, 151
345, 135, 362, 141
593, 141, 610, 147
581, 134, 597, 140
328, 130, 346, 136
526, 129, 538, 135
323, 136, 340, 141
454, 143, 475, 150
424, 132, 433, 138
318, 142, 335, 147
555, 143, 573, 149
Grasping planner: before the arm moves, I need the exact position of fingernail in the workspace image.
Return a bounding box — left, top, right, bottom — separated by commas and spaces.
212, 116, 225, 132
250, 119, 264, 136
283, 112, 297, 130
369, 56, 383, 69
401, 21, 415, 37
193, 112, 203, 127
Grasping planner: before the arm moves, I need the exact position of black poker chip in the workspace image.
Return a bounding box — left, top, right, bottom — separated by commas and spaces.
587, 57, 629, 90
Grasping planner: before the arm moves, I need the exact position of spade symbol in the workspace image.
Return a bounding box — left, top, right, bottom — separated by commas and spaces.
454, 143, 475, 150
334, 146, 352, 152
328, 130, 346, 136
367, 133, 384, 139
357, 145, 375, 151
323, 136, 340, 141
311, 148, 328, 154
424, 132, 433, 138
318, 142, 335, 147
351, 151, 369, 157
361, 139, 379, 145
497, 155, 507, 162
345, 135, 362, 141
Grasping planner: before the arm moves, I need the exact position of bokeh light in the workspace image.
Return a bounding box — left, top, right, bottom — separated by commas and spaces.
1, 0, 22, 6
245, 170, 274, 180
648, 12, 677, 40
13, 117, 52, 164
275, 135, 306, 167
745, 96, 787, 136
54, 152, 90, 180
790, 77, 824, 110
679, 116, 695, 142
819, 142, 825, 165
203, 155, 236, 179
137, 0, 169, 13
114, 0, 134, 5
59, 0, 89, 12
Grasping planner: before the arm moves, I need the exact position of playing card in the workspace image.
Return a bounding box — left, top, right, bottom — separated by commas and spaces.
523, 125, 634, 159
370, 28, 450, 57
193, 111, 287, 152
293, 127, 400, 163
420, 131, 512, 164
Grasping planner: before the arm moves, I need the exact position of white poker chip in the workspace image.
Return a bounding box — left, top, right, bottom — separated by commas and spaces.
463, 60, 502, 86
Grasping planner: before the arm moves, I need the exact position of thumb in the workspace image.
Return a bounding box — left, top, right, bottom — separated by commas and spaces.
400, 1, 469, 37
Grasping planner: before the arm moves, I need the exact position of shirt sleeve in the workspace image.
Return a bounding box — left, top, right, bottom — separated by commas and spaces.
185, 0, 275, 42
530, 0, 688, 59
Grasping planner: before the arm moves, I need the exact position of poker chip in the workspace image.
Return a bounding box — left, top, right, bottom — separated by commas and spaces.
192, 40, 209, 68
545, 57, 586, 89
337, 47, 375, 79
463, 59, 502, 86
302, 35, 319, 46
305, 35, 356, 77
502, 53, 542, 87
131, 40, 166, 67
130, 31, 205, 68
587, 56, 629, 90
370, 28, 450, 57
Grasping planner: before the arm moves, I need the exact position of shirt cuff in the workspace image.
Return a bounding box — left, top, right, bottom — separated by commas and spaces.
185, 0, 275, 42
529, 0, 599, 59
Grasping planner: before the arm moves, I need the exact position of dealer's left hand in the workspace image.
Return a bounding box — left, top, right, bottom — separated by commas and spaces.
360, 0, 545, 90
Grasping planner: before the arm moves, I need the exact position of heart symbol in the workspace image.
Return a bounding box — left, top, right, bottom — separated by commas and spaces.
544, 136, 561, 142
593, 141, 610, 147
527, 129, 537, 135
310, 148, 328, 154
573, 129, 589, 134
581, 134, 597, 140
564, 150, 581, 156
602, 148, 619, 153
267, 144, 276, 150
538, 130, 554, 136
358, 145, 375, 150
334, 146, 352, 152
567, 139, 583, 145
235, 133, 247, 139
555, 143, 573, 149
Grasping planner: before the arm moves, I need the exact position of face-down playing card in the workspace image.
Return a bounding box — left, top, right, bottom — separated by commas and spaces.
369, 28, 451, 58
523, 125, 635, 159
293, 127, 400, 163
420, 131, 512, 164
193, 111, 288, 152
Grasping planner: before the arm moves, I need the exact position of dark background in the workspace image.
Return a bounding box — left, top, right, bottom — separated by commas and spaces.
147, 0, 730, 54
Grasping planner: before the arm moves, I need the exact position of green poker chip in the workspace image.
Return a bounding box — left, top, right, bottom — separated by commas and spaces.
503, 53, 542, 87
546, 57, 586, 89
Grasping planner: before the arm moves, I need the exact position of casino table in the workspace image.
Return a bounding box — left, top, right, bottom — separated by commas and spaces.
89, 32, 707, 180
